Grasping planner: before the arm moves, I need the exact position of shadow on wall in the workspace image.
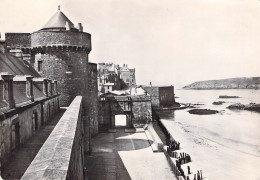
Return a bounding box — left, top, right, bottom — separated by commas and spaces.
155, 110, 175, 120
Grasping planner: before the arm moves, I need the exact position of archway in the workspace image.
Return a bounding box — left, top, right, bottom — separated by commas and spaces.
115, 114, 127, 127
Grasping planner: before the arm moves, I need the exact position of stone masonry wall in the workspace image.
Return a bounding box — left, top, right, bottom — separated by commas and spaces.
32, 30, 91, 153
98, 102, 111, 131
131, 96, 152, 128
5, 33, 31, 48
159, 86, 175, 106
35, 52, 89, 107
21, 96, 84, 180
88, 63, 99, 136
0, 96, 59, 167
142, 87, 160, 107
31, 31, 91, 49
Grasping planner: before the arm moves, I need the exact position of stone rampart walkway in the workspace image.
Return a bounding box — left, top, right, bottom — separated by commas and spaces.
1, 109, 65, 180
84, 128, 176, 180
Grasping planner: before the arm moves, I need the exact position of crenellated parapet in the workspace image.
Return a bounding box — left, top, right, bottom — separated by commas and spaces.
32, 44, 90, 54
31, 31, 91, 52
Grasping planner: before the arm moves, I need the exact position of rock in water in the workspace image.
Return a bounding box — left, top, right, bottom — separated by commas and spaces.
244, 103, 260, 112
219, 95, 240, 98
227, 103, 245, 110
188, 109, 219, 115
213, 101, 225, 105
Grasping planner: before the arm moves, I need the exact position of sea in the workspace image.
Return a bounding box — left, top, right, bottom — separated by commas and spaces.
158, 89, 260, 180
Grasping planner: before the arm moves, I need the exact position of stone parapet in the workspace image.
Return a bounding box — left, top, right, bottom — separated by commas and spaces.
21, 96, 84, 180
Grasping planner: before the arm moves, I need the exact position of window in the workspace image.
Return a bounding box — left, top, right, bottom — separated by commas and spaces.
38, 61, 43, 72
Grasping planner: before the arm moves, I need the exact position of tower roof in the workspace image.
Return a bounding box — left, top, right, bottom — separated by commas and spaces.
40, 7, 75, 30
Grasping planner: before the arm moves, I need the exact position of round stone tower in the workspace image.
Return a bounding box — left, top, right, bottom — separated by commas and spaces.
31, 7, 91, 106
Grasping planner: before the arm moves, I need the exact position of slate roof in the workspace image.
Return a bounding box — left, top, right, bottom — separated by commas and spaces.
41, 10, 75, 30
0, 52, 44, 111
0, 53, 40, 77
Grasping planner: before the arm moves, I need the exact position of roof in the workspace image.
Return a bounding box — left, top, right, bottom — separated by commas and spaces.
0, 53, 41, 77
0, 52, 43, 110
41, 9, 75, 30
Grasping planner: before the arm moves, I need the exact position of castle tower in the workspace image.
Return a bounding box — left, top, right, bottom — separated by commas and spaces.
31, 7, 91, 106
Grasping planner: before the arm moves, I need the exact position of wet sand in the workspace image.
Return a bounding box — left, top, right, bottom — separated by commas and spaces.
160, 118, 260, 180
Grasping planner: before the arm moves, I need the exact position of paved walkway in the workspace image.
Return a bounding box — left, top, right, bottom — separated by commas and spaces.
1, 109, 65, 180
84, 128, 176, 180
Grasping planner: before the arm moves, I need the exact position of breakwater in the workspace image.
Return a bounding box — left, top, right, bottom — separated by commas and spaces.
157, 118, 205, 180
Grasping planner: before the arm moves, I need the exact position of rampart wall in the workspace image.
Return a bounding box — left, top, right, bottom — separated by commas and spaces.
88, 63, 99, 135
31, 31, 91, 49
0, 96, 59, 167
34, 52, 89, 107
21, 96, 84, 180
5, 33, 31, 48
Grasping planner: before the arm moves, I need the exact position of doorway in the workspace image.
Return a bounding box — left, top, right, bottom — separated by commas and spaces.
11, 122, 20, 150
33, 112, 38, 131
115, 114, 127, 127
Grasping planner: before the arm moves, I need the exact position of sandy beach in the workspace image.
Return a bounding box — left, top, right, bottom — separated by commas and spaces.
159, 89, 260, 180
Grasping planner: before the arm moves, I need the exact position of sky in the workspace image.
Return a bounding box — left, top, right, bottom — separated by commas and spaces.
1, 0, 260, 88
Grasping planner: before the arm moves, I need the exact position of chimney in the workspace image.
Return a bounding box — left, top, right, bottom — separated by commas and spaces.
26, 76, 34, 102
1, 73, 16, 109
65, 21, 71, 31
43, 79, 48, 96
47, 79, 52, 96
0, 39, 7, 54
53, 80, 58, 95
78, 23, 83, 32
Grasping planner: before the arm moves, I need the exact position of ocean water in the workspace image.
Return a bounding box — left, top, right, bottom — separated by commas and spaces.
158, 89, 260, 180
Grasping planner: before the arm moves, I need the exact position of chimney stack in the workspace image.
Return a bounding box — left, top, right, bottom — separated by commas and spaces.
1, 73, 16, 109
43, 79, 48, 96
0, 38, 7, 54
47, 79, 52, 96
78, 23, 83, 32
53, 80, 58, 95
26, 76, 34, 102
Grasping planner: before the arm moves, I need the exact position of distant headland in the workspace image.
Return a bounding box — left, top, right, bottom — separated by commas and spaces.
183, 77, 260, 89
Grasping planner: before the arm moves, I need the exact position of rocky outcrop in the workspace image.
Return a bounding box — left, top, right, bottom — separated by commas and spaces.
183, 77, 260, 89
227, 103, 245, 110
244, 103, 260, 112
219, 95, 240, 99
213, 101, 225, 105
188, 109, 219, 115
227, 103, 260, 112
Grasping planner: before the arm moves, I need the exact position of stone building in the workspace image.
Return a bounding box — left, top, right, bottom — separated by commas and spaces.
98, 88, 152, 131
0, 43, 60, 174
97, 62, 136, 93
4, 7, 99, 151
143, 86, 178, 108
119, 64, 136, 87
